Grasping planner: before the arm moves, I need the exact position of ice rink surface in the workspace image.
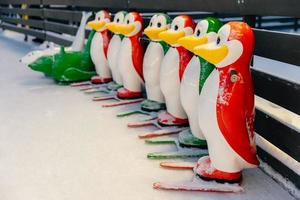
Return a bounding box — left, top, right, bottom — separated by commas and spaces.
0, 30, 297, 200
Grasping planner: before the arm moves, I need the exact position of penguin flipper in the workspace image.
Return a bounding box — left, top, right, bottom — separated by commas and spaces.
216, 71, 258, 166
130, 37, 144, 81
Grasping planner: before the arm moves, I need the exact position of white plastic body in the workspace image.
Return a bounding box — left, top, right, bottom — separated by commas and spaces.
143, 42, 165, 103
160, 47, 187, 119
20, 12, 91, 64
107, 35, 123, 85
70, 11, 92, 51
90, 32, 111, 78
20, 47, 59, 64
198, 69, 255, 172
118, 37, 143, 92
180, 56, 205, 140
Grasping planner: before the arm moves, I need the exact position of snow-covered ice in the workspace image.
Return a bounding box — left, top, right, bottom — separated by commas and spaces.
0, 30, 298, 200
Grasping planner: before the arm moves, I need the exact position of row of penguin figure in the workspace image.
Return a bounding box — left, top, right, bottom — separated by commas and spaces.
22, 10, 258, 193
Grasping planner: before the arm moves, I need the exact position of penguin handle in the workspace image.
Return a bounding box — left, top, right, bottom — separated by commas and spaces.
230, 69, 240, 83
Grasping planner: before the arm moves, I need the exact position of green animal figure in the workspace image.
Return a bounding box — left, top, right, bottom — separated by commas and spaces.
28, 30, 96, 83
51, 30, 96, 83
28, 55, 53, 77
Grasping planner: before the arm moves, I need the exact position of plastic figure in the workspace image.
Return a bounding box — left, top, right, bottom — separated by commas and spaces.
116, 11, 144, 99
145, 18, 222, 159
116, 13, 171, 117
154, 22, 258, 192
157, 15, 195, 126
26, 12, 92, 76
88, 10, 112, 84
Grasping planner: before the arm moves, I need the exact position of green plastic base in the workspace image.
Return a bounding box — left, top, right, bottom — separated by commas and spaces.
117, 110, 149, 117
147, 150, 207, 159
107, 81, 122, 91
178, 129, 207, 148
141, 99, 166, 112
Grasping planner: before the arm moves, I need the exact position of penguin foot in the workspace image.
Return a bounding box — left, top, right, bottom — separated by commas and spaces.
178, 129, 207, 149
194, 156, 242, 184
157, 111, 189, 127
107, 81, 122, 91
91, 76, 112, 84
117, 88, 142, 99
141, 100, 166, 112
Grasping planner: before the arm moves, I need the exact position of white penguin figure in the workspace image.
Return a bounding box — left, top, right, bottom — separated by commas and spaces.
193, 22, 259, 183
177, 18, 222, 146
106, 11, 128, 90
87, 10, 112, 84
141, 13, 171, 111
157, 15, 195, 126
115, 12, 144, 99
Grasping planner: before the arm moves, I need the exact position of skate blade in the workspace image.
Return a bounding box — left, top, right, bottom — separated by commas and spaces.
117, 110, 148, 117
145, 138, 176, 145
102, 99, 144, 108
84, 88, 107, 94
153, 175, 243, 193
147, 149, 207, 159
93, 95, 116, 101
138, 127, 186, 139
127, 119, 157, 128
82, 87, 100, 93
160, 161, 196, 170
70, 81, 91, 87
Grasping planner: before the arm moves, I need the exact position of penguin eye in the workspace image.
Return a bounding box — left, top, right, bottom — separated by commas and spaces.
157, 22, 161, 28
149, 22, 153, 27
116, 18, 120, 23
174, 25, 178, 31
126, 19, 130, 24
196, 29, 201, 37
97, 16, 101, 21
216, 36, 221, 45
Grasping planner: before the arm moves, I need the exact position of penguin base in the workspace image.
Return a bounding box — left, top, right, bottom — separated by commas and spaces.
178, 129, 207, 149
107, 81, 122, 91
141, 99, 166, 112
117, 88, 143, 99
195, 156, 242, 184
157, 111, 189, 127
91, 76, 112, 84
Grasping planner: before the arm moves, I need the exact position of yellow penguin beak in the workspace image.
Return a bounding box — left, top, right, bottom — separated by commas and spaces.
106, 22, 119, 33
193, 44, 229, 65
177, 35, 208, 53
87, 20, 106, 31
158, 30, 185, 45
117, 24, 135, 35
144, 27, 168, 41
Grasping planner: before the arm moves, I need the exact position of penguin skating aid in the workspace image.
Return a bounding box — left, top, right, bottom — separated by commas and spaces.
127, 15, 196, 138
153, 21, 258, 192
72, 11, 127, 93
90, 12, 146, 107
144, 18, 222, 160
116, 13, 171, 118
70, 10, 111, 89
